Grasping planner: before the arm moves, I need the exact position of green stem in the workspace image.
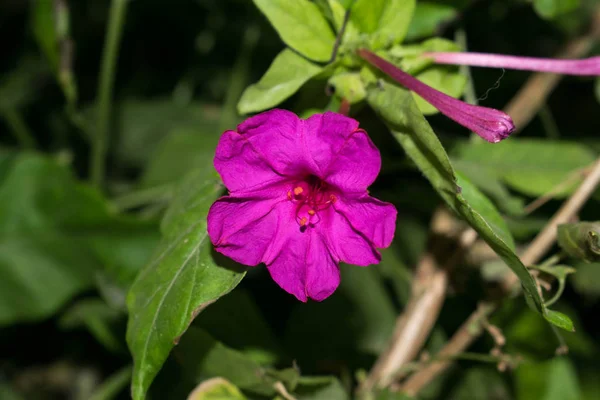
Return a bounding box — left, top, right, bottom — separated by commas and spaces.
91, 0, 128, 188
1, 108, 37, 149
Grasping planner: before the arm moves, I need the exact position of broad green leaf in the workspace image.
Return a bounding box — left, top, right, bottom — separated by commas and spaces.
516, 358, 581, 400
114, 99, 220, 166
351, 0, 416, 48
127, 171, 246, 400
0, 154, 118, 325
557, 222, 600, 263
454, 161, 525, 216
238, 49, 323, 114
293, 376, 349, 400
406, 2, 458, 41
187, 378, 247, 400
367, 82, 553, 324
252, 0, 335, 62
533, 0, 580, 19
140, 127, 220, 189
59, 299, 123, 352
0, 234, 98, 326
328, 0, 359, 42
453, 139, 596, 198
176, 328, 298, 397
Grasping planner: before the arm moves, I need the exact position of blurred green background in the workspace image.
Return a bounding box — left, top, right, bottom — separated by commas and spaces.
2, 0, 600, 399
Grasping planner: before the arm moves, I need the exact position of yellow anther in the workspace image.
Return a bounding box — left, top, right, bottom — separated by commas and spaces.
330, 195, 337, 203
308, 209, 316, 216
287, 191, 292, 199
293, 186, 304, 196
299, 217, 308, 226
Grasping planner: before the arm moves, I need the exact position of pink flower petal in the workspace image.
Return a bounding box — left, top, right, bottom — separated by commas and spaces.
324, 211, 381, 266
333, 195, 397, 249
207, 185, 292, 266
266, 230, 340, 302
236, 109, 317, 177
305, 112, 381, 191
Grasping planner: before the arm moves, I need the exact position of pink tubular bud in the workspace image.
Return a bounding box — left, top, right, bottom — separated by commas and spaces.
422, 52, 600, 76
357, 49, 515, 143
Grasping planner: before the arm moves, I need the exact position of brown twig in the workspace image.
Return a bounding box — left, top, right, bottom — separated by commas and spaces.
505, 8, 600, 131
360, 210, 477, 392
398, 156, 600, 395
523, 165, 592, 215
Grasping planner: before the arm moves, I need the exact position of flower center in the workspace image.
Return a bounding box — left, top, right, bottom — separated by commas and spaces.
287, 176, 337, 230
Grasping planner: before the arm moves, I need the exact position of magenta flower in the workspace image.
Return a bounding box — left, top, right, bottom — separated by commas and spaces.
357, 49, 515, 143
422, 52, 600, 76
207, 110, 397, 302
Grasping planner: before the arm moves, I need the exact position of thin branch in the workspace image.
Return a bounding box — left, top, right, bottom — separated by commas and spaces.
398, 156, 600, 395
359, 210, 477, 392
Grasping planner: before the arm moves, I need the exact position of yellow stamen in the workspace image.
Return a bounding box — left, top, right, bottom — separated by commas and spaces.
299, 216, 308, 226
293, 186, 303, 196
308, 209, 316, 216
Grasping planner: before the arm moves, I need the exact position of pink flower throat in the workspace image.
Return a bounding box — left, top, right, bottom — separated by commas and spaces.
287, 176, 337, 230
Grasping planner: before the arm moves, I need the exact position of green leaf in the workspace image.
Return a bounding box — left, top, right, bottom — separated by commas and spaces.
252, 0, 335, 62
176, 328, 298, 397
406, 2, 458, 41
114, 99, 220, 167
293, 376, 349, 400
0, 154, 116, 325
351, 0, 416, 48
454, 160, 525, 216
453, 139, 596, 198
126, 171, 246, 400
238, 49, 323, 114
187, 378, 247, 400
557, 222, 600, 263
516, 358, 581, 400
544, 309, 575, 332
366, 82, 549, 321
533, 0, 580, 20
0, 234, 98, 326
139, 127, 220, 189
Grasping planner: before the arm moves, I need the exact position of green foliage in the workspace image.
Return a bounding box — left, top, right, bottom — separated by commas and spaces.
533, 0, 581, 19
252, 0, 335, 62
3, 0, 600, 399
126, 172, 245, 400
516, 358, 581, 400
453, 139, 596, 198
367, 82, 552, 319
238, 49, 324, 114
